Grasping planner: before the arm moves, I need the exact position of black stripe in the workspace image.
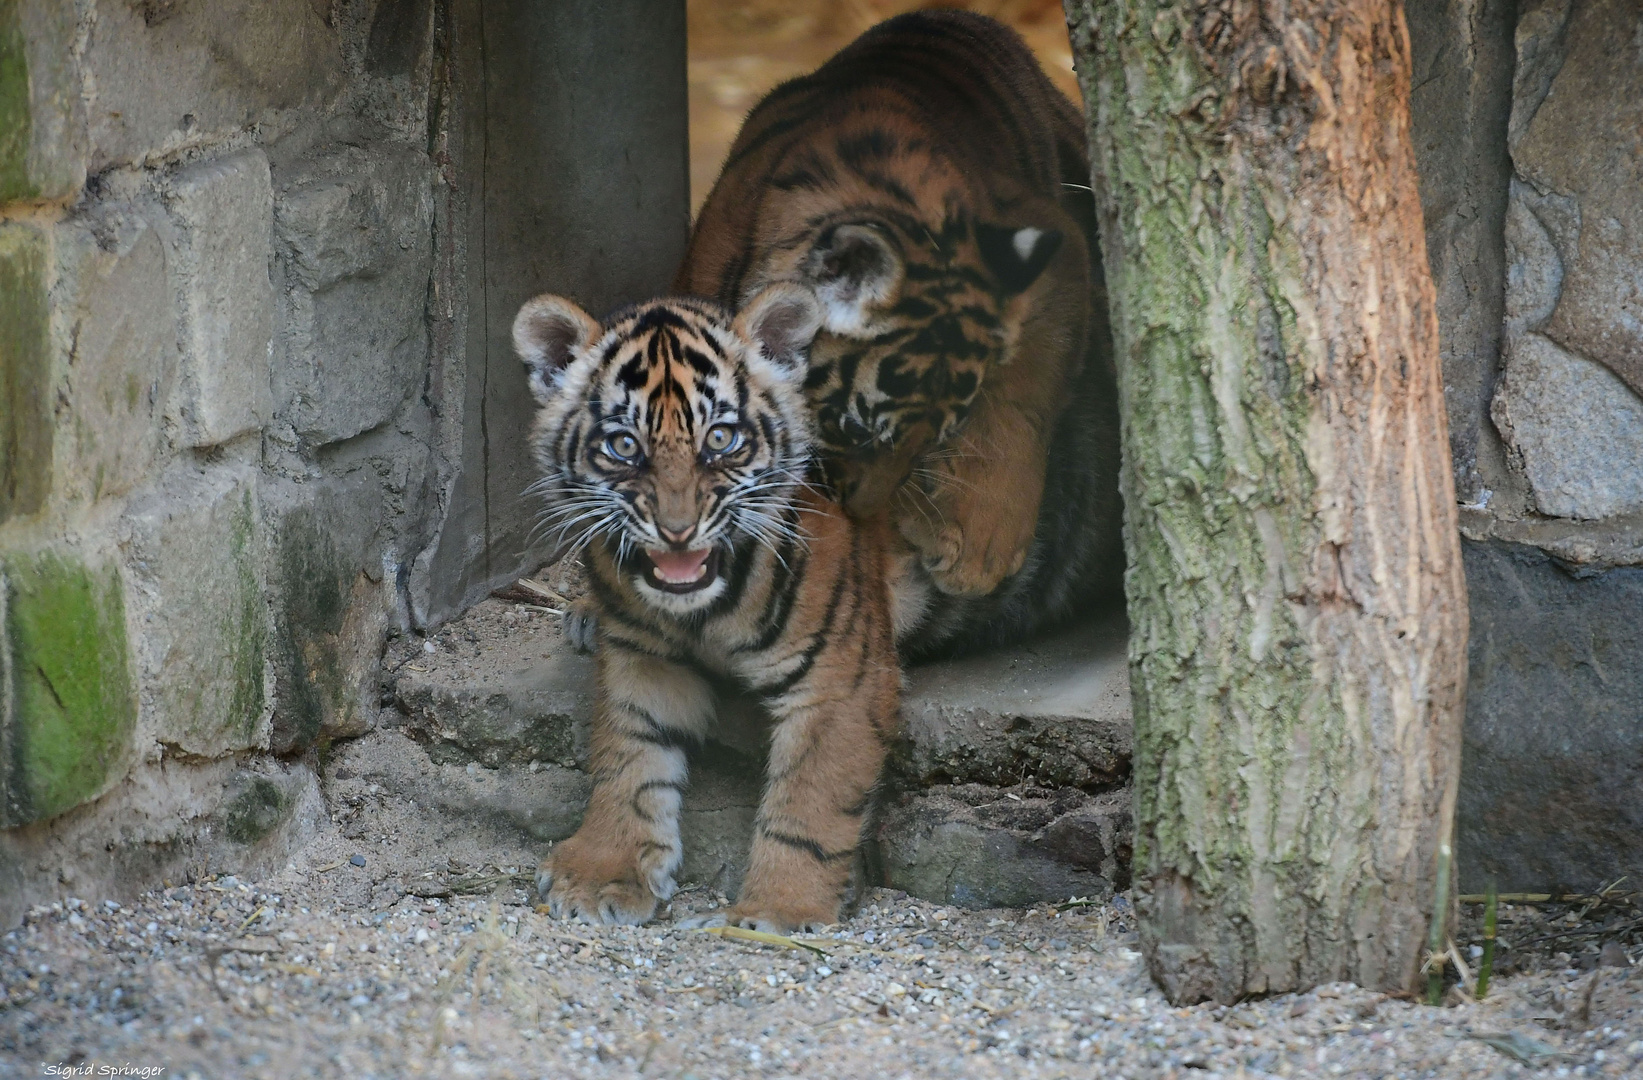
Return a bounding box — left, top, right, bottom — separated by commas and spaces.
756, 413, 779, 456
858, 170, 918, 207
630, 779, 684, 823
630, 721, 699, 751
705, 539, 760, 618
681, 344, 718, 379
736, 527, 807, 655
872, 17, 1046, 185
718, 80, 830, 174
616, 351, 649, 391
585, 576, 689, 661
752, 531, 853, 698
758, 827, 853, 864
850, 606, 872, 692
633, 305, 694, 334
585, 572, 659, 634
602, 631, 685, 662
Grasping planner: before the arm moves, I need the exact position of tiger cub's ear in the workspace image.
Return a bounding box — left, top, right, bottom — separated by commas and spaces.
735, 283, 824, 376
513, 294, 602, 405
975, 223, 1063, 294
802, 223, 903, 334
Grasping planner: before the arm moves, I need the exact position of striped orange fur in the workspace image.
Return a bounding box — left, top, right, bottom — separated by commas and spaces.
679, 9, 1105, 603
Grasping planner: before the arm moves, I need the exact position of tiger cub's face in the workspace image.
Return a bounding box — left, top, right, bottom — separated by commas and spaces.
513, 286, 824, 615
756, 216, 1063, 509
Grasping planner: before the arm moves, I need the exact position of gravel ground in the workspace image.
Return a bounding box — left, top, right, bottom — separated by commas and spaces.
5, 568, 1640, 1078
3, 823, 1640, 1080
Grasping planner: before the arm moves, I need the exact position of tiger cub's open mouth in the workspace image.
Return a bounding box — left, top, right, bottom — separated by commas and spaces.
642, 547, 720, 593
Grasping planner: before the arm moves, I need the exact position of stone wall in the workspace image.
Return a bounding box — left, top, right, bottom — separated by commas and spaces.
0, 0, 687, 926
1393, 0, 1641, 890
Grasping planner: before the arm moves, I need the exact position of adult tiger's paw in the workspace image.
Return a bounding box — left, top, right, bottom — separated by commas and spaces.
899, 515, 1028, 597
536, 839, 658, 926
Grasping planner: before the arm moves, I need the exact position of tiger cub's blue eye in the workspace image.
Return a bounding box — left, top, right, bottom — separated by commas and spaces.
604, 433, 641, 462
704, 424, 740, 454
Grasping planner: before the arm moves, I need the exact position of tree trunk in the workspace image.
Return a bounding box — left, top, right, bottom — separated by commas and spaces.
1064, 0, 1468, 1003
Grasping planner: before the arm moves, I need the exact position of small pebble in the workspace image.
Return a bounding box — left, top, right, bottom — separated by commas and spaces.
914, 935, 935, 948
350, 854, 367, 867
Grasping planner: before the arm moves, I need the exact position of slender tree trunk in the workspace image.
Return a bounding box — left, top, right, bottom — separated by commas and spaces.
1064, 0, 1468, 1003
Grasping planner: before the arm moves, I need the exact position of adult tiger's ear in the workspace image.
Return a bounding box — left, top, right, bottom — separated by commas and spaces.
801, 223, 904, 333
735, 283, 824, 376
513, 294, 601, 405
975, 223, 1063, 294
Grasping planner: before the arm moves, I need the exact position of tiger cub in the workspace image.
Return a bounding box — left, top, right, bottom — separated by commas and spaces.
679, 9, 1120, 621
514, 284, 907, 932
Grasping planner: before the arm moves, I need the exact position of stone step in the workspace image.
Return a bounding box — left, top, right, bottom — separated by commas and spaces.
377, 595, 1133, 908
894, 616, 1132, 790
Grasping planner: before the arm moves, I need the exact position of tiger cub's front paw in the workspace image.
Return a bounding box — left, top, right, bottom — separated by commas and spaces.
536, 837, 660, 926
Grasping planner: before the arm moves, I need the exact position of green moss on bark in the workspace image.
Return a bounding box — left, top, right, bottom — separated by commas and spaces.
1068, 0, 1466, 1003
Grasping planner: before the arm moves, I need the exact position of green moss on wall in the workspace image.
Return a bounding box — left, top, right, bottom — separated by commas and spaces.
0, 1, 33, 203
0, 224, 52, 524
2, 554, 137, 826
224, 489, 268, 745
270, 509, 348, 755
222, 776, 289, 844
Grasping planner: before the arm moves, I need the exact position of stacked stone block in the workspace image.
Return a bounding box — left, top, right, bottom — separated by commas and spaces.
0, 2, 85, 205
165, 151, 278, 447
1401, 0, 1643, 891
0, 222, 52, 522
1490, 0, 1643, 522
0, 0, 448, 926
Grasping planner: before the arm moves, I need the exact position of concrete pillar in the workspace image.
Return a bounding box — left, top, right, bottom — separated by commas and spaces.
412, 0, 691, 625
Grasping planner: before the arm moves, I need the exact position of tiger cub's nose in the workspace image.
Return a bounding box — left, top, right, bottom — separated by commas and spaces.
657, 523, 697, 546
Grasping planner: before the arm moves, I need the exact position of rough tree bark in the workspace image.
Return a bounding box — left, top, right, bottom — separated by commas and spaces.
1064, 0, 1468, 1003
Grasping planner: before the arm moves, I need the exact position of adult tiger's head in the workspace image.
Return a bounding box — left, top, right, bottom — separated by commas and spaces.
513, 285, 823, 613
750, 213, 1064, 510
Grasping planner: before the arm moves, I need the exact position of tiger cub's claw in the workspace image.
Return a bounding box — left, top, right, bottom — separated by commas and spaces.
536, 845, 659, 926
562, 599, 599, 654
